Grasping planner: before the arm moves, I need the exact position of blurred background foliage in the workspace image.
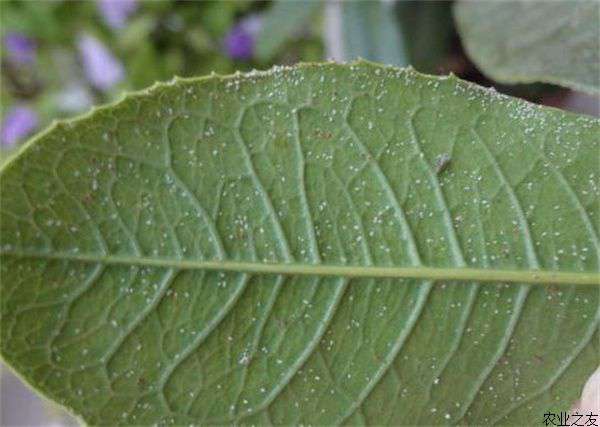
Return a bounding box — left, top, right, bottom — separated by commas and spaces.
0, 0, 323, 152
3, 0, 596, 161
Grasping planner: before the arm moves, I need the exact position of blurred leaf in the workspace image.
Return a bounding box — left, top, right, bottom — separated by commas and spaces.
341, 0, 407, 66
188, 52, 234, 76
0, 0, 61, 41
141, 0, 173, 14
255, 0, 322, 61
197, 1, 239, 38
118, 15, 156, 51
297, 38, 324, 63
454, 0, 600, 94
164, 48, 185, 77
396, 1, 453, 74
127, 43, 165, 89
185, 27, 214, 53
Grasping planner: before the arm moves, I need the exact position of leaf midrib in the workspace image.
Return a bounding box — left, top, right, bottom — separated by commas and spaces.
2, 250, 598, 286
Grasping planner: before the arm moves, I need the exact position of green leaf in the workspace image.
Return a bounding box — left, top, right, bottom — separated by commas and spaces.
396, 1, 454, 74
341, 1, 407, 66
1, 62, 598, 425
454, 0, 600, 94
255, 0, 323, 61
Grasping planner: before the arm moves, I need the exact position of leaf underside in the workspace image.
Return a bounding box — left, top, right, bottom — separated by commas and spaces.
1, 61, 599, 426
454, 0, 600, 94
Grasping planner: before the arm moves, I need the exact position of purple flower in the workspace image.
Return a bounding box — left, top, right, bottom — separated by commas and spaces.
4, 32, 36, 64
77, 34, 124, 91
223, 15, 262, 60
1, 106, 39, 147
96, 0, 138, 30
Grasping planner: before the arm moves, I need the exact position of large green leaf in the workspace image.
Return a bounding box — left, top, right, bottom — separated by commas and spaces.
1, 61, 598, 425
454, 0, 600, 94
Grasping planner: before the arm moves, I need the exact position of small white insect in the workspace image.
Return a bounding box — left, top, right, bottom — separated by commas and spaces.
435, 153, 451, 174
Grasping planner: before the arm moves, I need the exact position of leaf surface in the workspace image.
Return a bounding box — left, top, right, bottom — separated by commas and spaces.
1, 61, 599, 425
454, 0, 600, 94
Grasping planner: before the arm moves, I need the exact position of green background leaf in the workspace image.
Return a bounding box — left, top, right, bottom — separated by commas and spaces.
454, 0, 600, 94
341, 1, 407, 66
396, 1, 453, 74
255, 0, 323, 61
1, 62, 598, 425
